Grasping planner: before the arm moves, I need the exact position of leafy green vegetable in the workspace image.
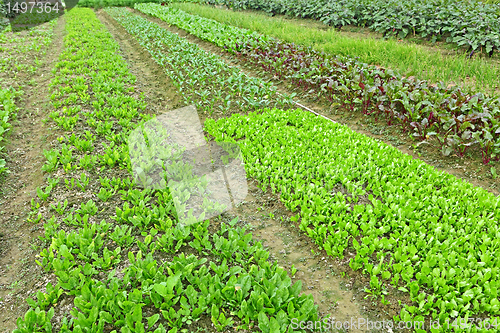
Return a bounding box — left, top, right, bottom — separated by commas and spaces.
206, 107, 500, 330
137, 3, 500, 163
173, 0, 500, 55
15, 8, 319, 332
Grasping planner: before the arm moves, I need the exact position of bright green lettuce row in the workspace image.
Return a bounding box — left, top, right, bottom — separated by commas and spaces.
135, 3, 270, 48
205, 108, 500, 331
22, 216, 318, 332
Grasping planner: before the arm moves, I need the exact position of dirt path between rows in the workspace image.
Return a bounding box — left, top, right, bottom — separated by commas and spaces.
98, 10, 182, 116
0, 17, 66, 331
100, 9, 410, 332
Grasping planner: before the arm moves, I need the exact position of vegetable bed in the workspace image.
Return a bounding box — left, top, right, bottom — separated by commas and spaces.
173, 0, 500, 55
135, 3, 500, 164
206, 107, 500, 332
14, 8, 318, 332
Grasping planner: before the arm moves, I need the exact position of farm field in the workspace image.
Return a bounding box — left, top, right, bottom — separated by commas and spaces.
132, 4, 500, 192
0, 2, 499, 333
169, 2, 500, 95
171, 0, 500, 58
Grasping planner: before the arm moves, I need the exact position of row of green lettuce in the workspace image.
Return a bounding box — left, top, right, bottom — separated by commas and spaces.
170, 0, 500, 55
0, 88, 19, 177
111, 5, 500, 331
205, 107, 500, 332
135, 3, 500, 164
15, 7, 318, 333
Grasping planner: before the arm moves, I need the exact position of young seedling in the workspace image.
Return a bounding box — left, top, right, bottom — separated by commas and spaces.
50, 199, 69, 215
76, 173, 90, 191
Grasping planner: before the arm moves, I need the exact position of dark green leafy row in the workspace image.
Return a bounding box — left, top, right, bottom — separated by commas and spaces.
14, 8, 318, 332
173, 0, 500, 55
206, 107, 500, 333
136, 4, 500, 163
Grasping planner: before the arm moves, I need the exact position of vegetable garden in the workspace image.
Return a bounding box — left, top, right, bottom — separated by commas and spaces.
0, 0, 500, 332
172, 0, 500, 56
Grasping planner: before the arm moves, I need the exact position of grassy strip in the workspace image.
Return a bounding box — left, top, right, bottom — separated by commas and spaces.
206, 107, 500, 331
170, 2, 500, 94
135, 4, 500, 164
14, 7, 318, 332
172, 0, 500, 57
0, 87, 19, 176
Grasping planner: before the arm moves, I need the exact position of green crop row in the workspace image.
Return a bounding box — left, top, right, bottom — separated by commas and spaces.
0, 87, 19, 177
0, 18, 56, 80
104, 7, 294, 115
170, 2, 500, 94
205, 107, 500, 332
0, 17, 56, 180
14, 7, 318, 332
172, 0, 500, 55
134, 3, 500, 163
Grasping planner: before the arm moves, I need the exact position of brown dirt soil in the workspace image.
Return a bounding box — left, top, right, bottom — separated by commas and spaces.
0, 17, 65, 332
133, 8, 500, 198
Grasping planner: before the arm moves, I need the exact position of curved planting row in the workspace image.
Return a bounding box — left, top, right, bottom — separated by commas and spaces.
173, 0, 500, 55
14, 8, 318, 332
205, 107, 500, 332
105, 7, 293, 116
136, 3, 500, 163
